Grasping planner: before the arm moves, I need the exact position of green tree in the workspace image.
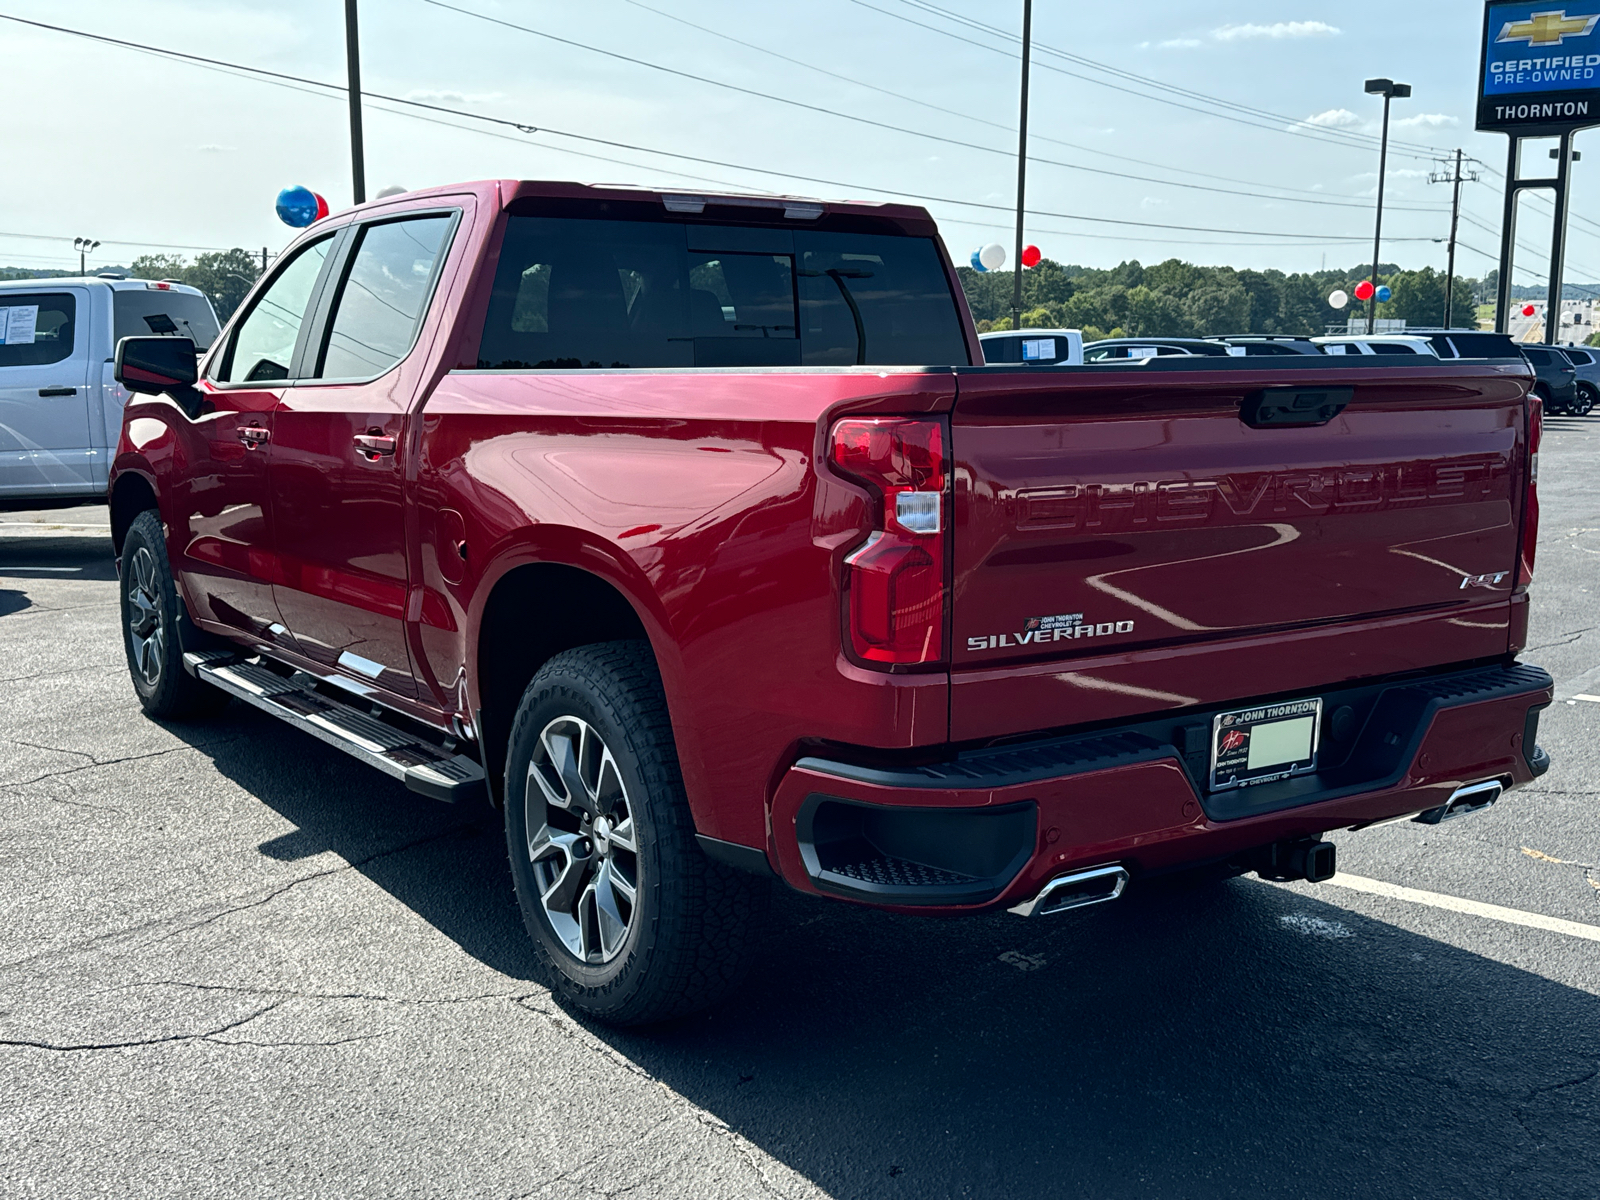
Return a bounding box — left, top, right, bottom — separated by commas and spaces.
129, 248, 262, 321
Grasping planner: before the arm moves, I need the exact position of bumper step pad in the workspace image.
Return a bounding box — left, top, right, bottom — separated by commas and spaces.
184, 651, 485, 803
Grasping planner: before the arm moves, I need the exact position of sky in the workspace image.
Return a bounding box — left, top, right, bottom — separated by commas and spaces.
2, 0, 1596, 286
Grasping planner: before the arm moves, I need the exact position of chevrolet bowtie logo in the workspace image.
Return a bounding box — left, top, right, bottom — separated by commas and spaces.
1498, 9, 1600, 47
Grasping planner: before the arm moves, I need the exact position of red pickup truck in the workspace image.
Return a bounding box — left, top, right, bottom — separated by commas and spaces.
108, 180, 1551, 1025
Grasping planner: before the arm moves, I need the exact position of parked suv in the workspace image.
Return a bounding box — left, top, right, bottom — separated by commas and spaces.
1413, 329, 1522, 360
1083, 337, 1232, 361
1311, 334, 1439, 357
1210, 335, 1322, 356
1520, 345, 1581, 413
1557, 346, 1600, 414
107, 180, 1552, 1026
0, 275, 219, 508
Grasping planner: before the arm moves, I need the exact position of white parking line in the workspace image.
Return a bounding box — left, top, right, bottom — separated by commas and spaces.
1326, 873, 1600, 943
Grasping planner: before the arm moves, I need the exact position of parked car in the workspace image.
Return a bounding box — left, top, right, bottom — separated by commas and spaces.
1311, 334, 1440, 357
1519, 345, 1582, 413
1410, 329, 1522, 360
1083, 337, 1233, 361
979, 327, 1084, 366
1209, 335, 1322, 356
0, 275, 219, 509
108, 180, 1553, 1026
1557, 345, 1600, 414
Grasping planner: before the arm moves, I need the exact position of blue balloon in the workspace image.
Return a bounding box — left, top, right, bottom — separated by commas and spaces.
1375, 285, 1393, 303
276, 185, 319, 228
970, 249, 988, 273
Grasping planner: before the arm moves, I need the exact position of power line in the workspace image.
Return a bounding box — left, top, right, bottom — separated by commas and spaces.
0, 11, 1442, 246
421, 0, 1446, 214
620, 0, 1438, 210
847, 0, 1447, 164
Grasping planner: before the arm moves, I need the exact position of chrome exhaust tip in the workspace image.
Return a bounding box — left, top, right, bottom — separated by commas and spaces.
1009, 864, 1129, 917
1414, 779, 1505, 826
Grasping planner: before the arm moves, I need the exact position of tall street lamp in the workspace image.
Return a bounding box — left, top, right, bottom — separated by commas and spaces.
1364, 77, 1410, 335
73, 237, 100, 275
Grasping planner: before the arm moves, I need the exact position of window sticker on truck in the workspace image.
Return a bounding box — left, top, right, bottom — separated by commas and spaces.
966, 614, 1135, 652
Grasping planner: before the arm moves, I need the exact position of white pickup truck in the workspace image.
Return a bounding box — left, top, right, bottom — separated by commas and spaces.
0, 275, 219, 508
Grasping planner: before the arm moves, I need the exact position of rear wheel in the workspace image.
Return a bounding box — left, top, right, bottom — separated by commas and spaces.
1576, 382, 1597, 416
505, 641, 768, 1026
119, 510, 228, 720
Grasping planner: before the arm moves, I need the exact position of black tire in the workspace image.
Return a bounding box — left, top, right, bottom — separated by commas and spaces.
505, 640, 768, 1026
119, 510, 228, 720
1576, 383, 1598, 416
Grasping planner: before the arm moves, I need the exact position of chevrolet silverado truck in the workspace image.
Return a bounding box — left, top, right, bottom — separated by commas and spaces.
107, 180, 1552, 1025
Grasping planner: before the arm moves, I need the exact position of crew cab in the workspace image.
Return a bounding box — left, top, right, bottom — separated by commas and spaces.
0, 275, 218, 508
108, 180, 1552, 1026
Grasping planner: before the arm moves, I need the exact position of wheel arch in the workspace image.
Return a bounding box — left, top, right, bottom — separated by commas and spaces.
472, 555, 672, 811
109, 468, 159, 556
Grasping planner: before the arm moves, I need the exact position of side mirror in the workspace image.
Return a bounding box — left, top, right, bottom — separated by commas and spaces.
115, 336, 198, 395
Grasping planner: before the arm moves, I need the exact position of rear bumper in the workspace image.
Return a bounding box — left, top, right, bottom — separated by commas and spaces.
766, 662, 1553, 912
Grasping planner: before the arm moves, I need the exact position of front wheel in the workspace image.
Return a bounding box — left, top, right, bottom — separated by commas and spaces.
505, 641, 768, 1026
119, 510, 228, 720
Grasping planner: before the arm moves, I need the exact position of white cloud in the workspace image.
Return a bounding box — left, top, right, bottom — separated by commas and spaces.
1214, 20, 1340, 40
1140, 196, 1168, 208
1394, 112, 1460, 129
196, 144, 236, 153
404, 88, 503, 104
1159, 37, 1203, 48
1302, 108, 1360, 128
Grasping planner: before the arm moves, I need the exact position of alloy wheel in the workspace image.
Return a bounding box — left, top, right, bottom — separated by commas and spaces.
126, 546, 165, 688
525, 715, 641, 964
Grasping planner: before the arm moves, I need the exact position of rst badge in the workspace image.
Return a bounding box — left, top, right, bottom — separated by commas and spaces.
967, 612, 1134, 652
1460, 570, 1511, 589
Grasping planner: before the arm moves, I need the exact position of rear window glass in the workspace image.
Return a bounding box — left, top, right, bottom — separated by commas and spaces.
1443, 332, 1518, 358
114, 289, 220, 351
0, 292, 75, 368
1367, 343, 1422, 355
477, 217, 968, 370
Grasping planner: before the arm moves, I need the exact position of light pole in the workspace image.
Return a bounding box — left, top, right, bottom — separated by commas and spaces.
73, 237, 100, 275
1364, 77, 1410, 335
345, 0, 367, 205
1010, 0, 1033, 332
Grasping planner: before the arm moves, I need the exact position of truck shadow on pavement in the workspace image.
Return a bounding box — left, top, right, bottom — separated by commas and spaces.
170, 709, 1600, 1200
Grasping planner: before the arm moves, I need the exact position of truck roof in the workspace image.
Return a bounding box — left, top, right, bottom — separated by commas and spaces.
0, 275, 208, 298
332, 179, 941, 236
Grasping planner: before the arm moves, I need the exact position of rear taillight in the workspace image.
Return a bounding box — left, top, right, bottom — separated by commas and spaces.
1518, 395, 1542, 589
830, 417, 949, 666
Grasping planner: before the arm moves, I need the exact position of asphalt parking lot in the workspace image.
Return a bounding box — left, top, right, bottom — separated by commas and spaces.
1, 420, 1597, 1200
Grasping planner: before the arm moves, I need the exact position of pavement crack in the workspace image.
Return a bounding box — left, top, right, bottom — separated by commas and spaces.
1527, 624, 1596, 651
0, 1002, 280, 1053
0, 736, 248, 792
113, 979, 531, 1007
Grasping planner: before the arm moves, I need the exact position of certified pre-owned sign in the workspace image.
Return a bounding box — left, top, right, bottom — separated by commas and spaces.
1479, 1, 1600, 133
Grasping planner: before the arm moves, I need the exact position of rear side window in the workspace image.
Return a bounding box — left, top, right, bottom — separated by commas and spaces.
0, 293, 75, 368
114, 290, 220, 351
1367, 343, 1420, 355
1444, 332, 1518, 358
1522, 348, 1552, 366
477, 216, 968, 370
316, 214, 455, 379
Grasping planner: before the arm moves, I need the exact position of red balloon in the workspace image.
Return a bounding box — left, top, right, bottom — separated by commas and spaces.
1020, 244, 1042, 269
313, 192, 330, 221
1523, 304, 1538, 317
1353, 280, 1376, 302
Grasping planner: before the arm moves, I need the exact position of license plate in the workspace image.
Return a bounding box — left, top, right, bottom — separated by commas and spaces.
1209, 698, 1323, 791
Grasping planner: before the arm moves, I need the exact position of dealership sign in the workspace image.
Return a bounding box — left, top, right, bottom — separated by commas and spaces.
1479, 2, 1600, 131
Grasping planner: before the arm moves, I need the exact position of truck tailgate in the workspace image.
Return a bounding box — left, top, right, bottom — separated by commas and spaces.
950, 362, 1532, 740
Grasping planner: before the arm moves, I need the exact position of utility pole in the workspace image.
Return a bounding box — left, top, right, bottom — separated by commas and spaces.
1429, 149, 1479, 328
1010, 0, 1032, 332
1364, 78, 1410, 335
345, 0, 367, 205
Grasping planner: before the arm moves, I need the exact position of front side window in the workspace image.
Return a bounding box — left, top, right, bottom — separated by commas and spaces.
477, 216, 968, 370
316, 215, 454, 379
216, 236, 333, 382
0, 293, 75, 368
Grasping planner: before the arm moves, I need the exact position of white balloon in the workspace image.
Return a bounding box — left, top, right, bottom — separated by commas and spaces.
979, 242, 1007, 271
1328, 289, 1350, 310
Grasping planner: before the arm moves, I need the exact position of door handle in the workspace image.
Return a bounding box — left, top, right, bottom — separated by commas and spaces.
38, 387, 77, 397
353, 431, 397, 459
238, 425, 270, 448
